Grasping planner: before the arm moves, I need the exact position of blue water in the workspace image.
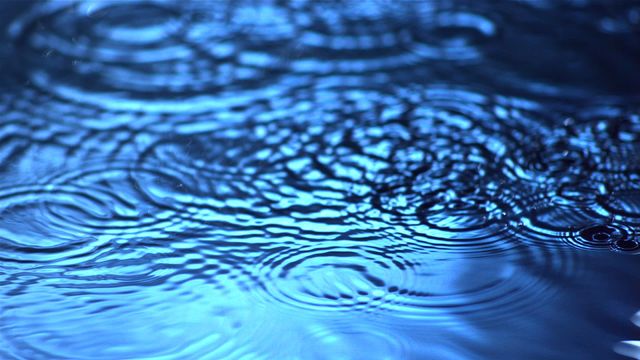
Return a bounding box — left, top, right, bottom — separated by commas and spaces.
0, 1, 639, 359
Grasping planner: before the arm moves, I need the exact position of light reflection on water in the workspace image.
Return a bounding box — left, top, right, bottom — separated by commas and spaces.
0, 1, 639, 359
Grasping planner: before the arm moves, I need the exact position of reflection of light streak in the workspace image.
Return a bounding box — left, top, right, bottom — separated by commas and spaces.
615, 311, 640, 359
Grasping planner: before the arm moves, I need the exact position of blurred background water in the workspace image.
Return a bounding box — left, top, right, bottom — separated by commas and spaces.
0, 0, 639, 359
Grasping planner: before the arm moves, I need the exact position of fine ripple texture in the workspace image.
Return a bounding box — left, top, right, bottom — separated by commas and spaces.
1, 1, 639, 360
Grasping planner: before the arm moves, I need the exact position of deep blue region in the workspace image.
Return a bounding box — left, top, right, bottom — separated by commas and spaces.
0, 1, 639, 359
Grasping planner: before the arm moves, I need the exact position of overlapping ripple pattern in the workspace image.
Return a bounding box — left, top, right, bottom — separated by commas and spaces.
1, 1, 639, 359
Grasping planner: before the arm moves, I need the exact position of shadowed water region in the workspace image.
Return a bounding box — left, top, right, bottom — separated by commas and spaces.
0, 1, 639, 359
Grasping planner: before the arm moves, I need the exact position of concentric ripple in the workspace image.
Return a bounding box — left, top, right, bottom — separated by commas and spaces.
300, 322, 407, 360
2, 0, 640, 359
254, 245, 413, 312
0, 159, 223, 268
573, 224, 637, 252
0, 162, 262, 359
0, 271, 266, 360
508, 186, 640, 254
11, 1, 190, 92
290, 2, 497, 76
367, 177, 520, 254
0, 183, 114, 265
8, 0, 299, 114
131, 132, 275, 223
254, 242, 576, 324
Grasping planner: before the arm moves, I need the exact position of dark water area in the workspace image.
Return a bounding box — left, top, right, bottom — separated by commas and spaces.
0, 1, 639, 359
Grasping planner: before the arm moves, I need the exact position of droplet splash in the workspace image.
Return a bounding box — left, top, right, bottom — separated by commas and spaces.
574, 223, 638, 253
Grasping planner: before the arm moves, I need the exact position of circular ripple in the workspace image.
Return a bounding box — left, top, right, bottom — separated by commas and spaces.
417, 188, 506, 232
301, 323, 407, 360
254, 242, 575, 324
0, 161, 187, 267
571, 223, 635, 251
254, 244, 416, 313
510, 188, 640, 254
0, 184, 125, 266
131, 132, 277, 226
290, 2, 497, 77
8, 1, 299, 114
0, 161, 262, 358
232, 85, 544, 254
505, 131, 593, 184
395, 86, 535, 166
611, 238, 640, 253
0, 271, 265, 360
251, 85, 534, 221
11, 2, 188, 91
381, 247, 574, 323
367, 177, 518, 254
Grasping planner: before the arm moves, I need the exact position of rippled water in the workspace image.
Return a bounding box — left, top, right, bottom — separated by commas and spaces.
0, 1, 639, 359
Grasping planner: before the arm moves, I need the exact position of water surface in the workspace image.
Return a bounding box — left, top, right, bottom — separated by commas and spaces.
0, 1, 639, 359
